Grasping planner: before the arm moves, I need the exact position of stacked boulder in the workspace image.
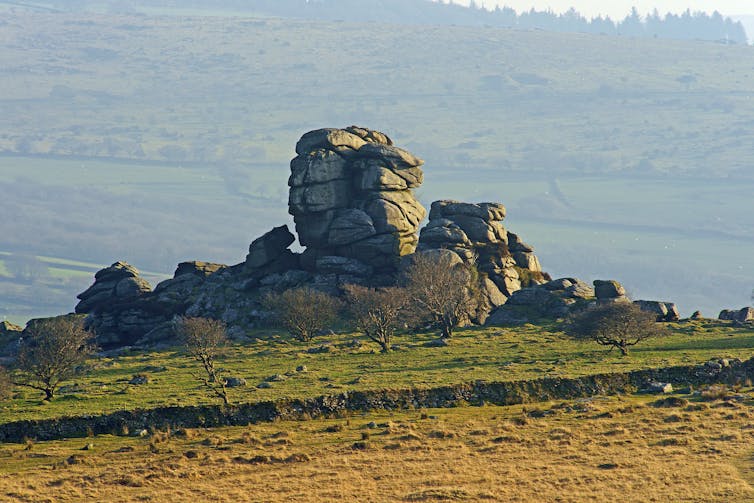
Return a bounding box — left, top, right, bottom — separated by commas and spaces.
75, 261, 152, 314
289, 126, 426, 278
75, 262, 167, 347
418, 200, 547, 303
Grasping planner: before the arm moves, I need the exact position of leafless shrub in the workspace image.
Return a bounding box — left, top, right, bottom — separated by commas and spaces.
403, 251, 481, 338
263, 287, 340, 342
343, 284, 407, 353
15, 316, 96, 401
173, 316, 230, 406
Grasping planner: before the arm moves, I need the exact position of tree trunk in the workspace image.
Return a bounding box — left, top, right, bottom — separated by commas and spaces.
441, 323, 452, 339
44, 388, 54, 401
379, 341, 390, 353
618, 342, 629, 356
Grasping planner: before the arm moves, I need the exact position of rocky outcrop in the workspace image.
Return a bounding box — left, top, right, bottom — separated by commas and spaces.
485, 277, 594, 325
719, 307, 754, 323
0, 321, 23, 357
0, 321, 22, 337
75, 262, 152, 314
289, 126, 425, 274
418, 200, 548, 316
634, 300, 680, 322
71, 126, 680, 348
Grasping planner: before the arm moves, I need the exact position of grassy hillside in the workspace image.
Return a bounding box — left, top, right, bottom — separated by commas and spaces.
1, 320, 752, 423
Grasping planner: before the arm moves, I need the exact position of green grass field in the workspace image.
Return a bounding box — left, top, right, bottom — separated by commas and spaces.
2, 320, 752, 424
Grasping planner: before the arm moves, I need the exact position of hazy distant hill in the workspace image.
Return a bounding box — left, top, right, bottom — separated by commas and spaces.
10, 0, 749, 43
0, 11, 753, 323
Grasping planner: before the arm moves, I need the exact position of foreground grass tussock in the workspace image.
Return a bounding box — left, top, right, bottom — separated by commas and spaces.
1, 393, 754, 502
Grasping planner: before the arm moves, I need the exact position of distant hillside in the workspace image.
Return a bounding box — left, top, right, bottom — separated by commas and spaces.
14, 0, 749, 44
1, 11, 753, 322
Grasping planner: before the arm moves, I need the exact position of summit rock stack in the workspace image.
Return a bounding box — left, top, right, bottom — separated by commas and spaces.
288, 126, 426, 279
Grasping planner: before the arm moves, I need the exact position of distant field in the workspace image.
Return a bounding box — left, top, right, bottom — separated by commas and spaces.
1, 320, 752, 424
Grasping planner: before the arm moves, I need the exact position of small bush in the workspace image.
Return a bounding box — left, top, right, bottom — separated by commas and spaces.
564, 302, 668, 356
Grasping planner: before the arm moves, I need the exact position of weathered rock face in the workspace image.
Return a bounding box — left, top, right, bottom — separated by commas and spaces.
634, 300, 680, 322
0, 321, 23, 357
593, 279, 630, 305
418, 200, 547, 313
0, 321, 22, 337
75, 261, 152, 314
719, 307, 754, 323
288, 126, 425, 274
485, 277, 595, 325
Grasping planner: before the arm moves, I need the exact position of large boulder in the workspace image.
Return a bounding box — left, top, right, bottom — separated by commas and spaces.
245, 226, 296, 270
593, 280, 627, 300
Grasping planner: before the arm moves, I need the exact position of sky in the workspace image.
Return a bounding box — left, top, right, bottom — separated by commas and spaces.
453, 1, 752, 20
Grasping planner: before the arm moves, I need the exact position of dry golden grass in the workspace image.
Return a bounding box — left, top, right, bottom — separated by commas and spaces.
1, 393, 753, 502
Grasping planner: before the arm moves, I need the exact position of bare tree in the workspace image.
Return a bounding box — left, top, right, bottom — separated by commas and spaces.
15, 316, 96, 401
174, 316, 230, 406
403, 251, 481, 338
343, 284, 406, 353
564, 302, 668, 356
262, 287, 340, 342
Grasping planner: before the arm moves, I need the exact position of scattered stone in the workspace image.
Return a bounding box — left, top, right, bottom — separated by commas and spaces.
645, 382, 673, 394
597, 463, 619, 470
307, 344, 334, 354
690, 310, 703, 320
265, 374, 286, 382
81, 443, 95, 451
295, 365, 308, 373
425, 338, 449, 348
652, 397, 688, 408
257, 382, 272, 389
223, 377, 247, 388
128, 375, 149, 385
